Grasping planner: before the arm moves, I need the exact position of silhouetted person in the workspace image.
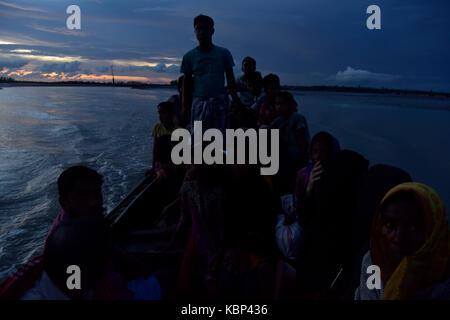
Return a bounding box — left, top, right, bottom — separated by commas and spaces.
271, 91, 310, 195
23, 217, 112, 299
181, 14, 241, 134
48, 166, 104, 237
236, 56, 258, 107
355, 183, 450, 300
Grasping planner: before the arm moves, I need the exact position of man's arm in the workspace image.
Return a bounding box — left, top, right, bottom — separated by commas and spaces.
181, 73, 193, 125
225, 68, 242, 106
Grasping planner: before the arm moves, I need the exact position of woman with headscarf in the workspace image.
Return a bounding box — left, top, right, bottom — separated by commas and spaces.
294, 131, 340, 225
355, 182, 450, 300
340, 164, 412, 299
295, 148, 369, 298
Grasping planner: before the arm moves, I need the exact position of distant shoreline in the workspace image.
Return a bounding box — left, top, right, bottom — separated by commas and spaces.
0, 81, 449, 98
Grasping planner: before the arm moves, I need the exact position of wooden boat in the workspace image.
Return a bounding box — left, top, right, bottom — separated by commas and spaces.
105, 173, 185, 274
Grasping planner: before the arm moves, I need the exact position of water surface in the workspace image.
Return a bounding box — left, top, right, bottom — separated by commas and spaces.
0, 86, 449, 281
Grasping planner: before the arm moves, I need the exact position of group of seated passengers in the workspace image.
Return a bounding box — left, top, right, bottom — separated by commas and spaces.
1, 54, 449, 300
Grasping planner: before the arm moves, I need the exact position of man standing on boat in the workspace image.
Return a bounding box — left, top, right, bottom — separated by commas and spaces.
181, 14, 242, 134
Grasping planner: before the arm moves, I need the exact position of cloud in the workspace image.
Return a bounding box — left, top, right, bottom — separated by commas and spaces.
152, 63, 179, 73
335, 66, 401, 83
29, 25, 92, 37
3, 52, 86, 63
7, 69, 33, 77
0, 58, 28, 68
0, 8, 57, 22
10, 49, 36, 53
121, 63, 179, 74
0, 39, 17, 45
39, 61, 81, 73
148, 56, 182, 63
0, 33, 67, 47
95, 65, 111, 73
133, 6, 193, 18
0, 1, 45, 12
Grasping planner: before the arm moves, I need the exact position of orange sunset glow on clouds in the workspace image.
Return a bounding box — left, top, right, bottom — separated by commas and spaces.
1, 0, 449, 90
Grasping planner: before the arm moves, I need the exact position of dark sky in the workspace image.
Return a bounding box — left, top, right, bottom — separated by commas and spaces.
0, 0, 449, 91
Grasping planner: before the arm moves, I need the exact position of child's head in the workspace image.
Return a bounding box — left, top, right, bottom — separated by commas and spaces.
246, 71, 263, 97
193, 14, 214, 45
263, 73, 280, 97
242, 56, 256, 75
310, 132, 337, 166
58, 166, 104, 218
274, 91, 296, 117
157, 101, 175, 126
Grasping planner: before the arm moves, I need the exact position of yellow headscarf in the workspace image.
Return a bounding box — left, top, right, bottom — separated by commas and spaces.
370, 182, 450, 300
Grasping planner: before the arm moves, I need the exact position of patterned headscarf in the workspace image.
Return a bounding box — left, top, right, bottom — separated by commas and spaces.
370, 182, 450, 300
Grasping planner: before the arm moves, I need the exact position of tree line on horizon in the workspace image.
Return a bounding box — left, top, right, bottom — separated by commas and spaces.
0, 76, 448, 97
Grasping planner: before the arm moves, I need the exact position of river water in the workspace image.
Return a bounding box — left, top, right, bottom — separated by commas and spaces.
0, 86, 449, 281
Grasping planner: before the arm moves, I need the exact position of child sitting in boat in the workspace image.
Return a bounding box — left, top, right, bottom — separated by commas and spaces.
151, 101, 180, 139
47, 165, 104, 237
246, 71, 264, 106
257, 74, 282, 127
149, 101, 180, 177
175, 164, 228, 298
236, 56, 258, 107
230, 71, 262, 129
19, 217, 161, 300
167, 75, 185, 127
249, 73, 266, 114
271, 91, 310, 195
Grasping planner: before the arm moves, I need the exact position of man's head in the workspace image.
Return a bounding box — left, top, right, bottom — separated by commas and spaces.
242, 56, 256, 75
275, 91, 296, 117
158, 101, 175, 126
58, 166, 103, 218
263, 73, 280, 97
194, 14, 214, 45
43, 216, 111, 299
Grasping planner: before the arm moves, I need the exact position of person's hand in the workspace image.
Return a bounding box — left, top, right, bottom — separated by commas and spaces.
156, 168, 168, 180
306, 161, 324, 195
283, 213, 296, 225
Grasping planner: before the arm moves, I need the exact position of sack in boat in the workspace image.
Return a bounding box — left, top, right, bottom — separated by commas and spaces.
275, 214, 304, 260
280, 194, 296, 217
